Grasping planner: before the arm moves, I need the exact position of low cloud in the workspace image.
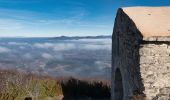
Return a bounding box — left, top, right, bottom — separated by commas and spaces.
53, 43, 76, 51
34, 42, 76, 51
0, 39, 111, 79
8, 42, 28, 46
42, 53, 53, 59
23, 53, 32, 59
0, 46, 11, 53
82, 44, 111, 50
19, 46, 25, 49
94, 61, 111, 69
34, 43, 54, 49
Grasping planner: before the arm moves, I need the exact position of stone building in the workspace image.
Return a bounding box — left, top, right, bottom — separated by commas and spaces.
112, 7, 170, 100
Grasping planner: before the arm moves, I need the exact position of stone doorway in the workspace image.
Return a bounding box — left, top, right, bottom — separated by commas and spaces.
114, 68, 123, 100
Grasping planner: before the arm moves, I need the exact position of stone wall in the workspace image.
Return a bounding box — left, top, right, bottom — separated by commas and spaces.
112, 9, 145, 100
112, 8, 170, 100
140, 42, 170, 100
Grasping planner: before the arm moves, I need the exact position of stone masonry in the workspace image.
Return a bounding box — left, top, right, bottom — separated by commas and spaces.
112, 7, 170, 100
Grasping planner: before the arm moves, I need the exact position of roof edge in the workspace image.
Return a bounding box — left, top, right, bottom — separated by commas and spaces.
143, 36, 170, 41
122, 6, 170, 10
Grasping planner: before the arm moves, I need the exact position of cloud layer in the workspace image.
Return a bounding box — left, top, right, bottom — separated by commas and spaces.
0, 38, 111, 79
0, 46, 11, 53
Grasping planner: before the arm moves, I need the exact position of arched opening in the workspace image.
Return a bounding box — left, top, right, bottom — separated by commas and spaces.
114, 68, 123, 100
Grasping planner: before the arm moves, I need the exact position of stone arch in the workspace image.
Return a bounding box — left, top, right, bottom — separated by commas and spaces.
114, 68, 124, 100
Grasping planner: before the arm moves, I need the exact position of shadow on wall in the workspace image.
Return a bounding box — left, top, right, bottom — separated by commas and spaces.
120, 8, 146, 99
112, 8, 146, 99
114, 68, 123, 100
59, 78, 111, 100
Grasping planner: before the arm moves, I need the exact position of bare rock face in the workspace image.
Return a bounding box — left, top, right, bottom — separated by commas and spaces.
112, 7, 170, 100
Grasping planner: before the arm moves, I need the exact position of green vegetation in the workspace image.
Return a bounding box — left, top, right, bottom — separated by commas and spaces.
0, 69, 63, 100
0, 69, 110, 100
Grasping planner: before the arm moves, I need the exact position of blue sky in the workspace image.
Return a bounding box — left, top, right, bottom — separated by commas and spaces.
0, 0, 169, 37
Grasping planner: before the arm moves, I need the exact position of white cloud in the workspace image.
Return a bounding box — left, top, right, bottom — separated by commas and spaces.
42, 53, 53, 59
82, 44, 111, 50
8, 42, 28, 45
23, 53, 32, 59
94, 61, 111, 69
53, 43, 76, 51
19, 46, 25, 49
71, 39, 111, 50
0, 46, 11, 53
33, 41, 111, 51
34, 43, 54, 49
34, 42, 76, 51
39, 63, 46, 69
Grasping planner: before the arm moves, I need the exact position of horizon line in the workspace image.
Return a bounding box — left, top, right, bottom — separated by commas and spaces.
0, 35, 112, 38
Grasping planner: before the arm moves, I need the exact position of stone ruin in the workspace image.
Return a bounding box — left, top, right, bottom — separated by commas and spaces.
112, 7, 170, 100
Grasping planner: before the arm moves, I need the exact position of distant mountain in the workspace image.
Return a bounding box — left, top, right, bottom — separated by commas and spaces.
53, 35, 112, 40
